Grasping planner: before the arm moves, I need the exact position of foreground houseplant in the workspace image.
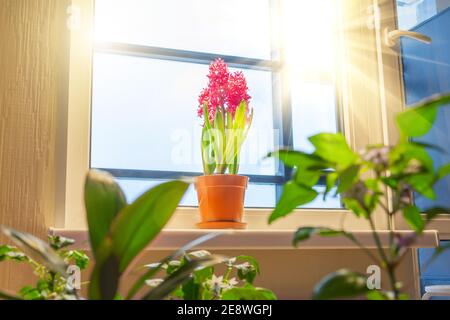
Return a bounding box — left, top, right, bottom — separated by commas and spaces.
196, 59, 253, 229
145, 251, 275, 300
268, 93, 450, 300
0, 170, 274, 300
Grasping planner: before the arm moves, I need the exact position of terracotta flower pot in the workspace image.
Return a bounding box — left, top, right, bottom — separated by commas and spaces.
195, 175, 249, 229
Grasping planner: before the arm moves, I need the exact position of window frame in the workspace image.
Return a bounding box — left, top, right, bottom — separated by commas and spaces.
60, 0, 391, 231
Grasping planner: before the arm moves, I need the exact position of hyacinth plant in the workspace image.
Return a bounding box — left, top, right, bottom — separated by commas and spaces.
198, 59, 253, 175
268, 93, 450, 300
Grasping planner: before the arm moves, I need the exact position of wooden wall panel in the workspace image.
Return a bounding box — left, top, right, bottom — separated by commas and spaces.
0, 0, 70, 291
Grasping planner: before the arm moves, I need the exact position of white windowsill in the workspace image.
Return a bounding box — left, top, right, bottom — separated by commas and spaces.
49, 228, 439, 251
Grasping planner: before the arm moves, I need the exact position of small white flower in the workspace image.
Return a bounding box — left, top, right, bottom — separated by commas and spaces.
168, 260, 181, 267
145, 279, 164, 287
223, 277, 239, 290
189, 250, 211, 258
235, 262, 252, 271
223, 257, 237, 267
206, 275, 225, 294
145, 262, 167, 270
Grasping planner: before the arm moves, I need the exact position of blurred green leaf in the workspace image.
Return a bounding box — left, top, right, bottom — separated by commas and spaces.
1, 227, 67, 275
236, 255, 260, 284
126, 232, 221, 300
337, 165, 360, 193
269, 182, 318, 224
342, 198, 368, 218
403, 206, 425, 233
424, 207, 450, 221
268, 150, 327, 169
84, 170, 127, 257
62, 250, 90, 270
309, 133, 357, 168
201, 127, 216, 175
313, 269, 369, 300
222, 284, 277, 300
111, 180, 189, 272
143, 255, 224, 300
19, 286, 42, 300
366, 290, 390, 300
438, 163, 450, 180
293, 227, 354, 247
0, 289, 21, 300
0, 245, 28, 263
48, 235, 75, 251
88, 237, 120, 300
396, 93, 450, 137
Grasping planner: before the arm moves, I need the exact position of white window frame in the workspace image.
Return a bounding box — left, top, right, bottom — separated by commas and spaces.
60, 0, 402, 232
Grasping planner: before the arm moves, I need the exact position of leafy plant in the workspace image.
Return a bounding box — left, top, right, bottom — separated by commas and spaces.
144, 251, 276, 300
1, 170, 275, 300
268, 93, 450, 300
0, 233, 89, 300
198, 59, 253, 175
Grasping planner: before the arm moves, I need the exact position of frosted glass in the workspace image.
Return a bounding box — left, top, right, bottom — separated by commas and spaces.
94, 0, 272, 59
91, 53, 276, 175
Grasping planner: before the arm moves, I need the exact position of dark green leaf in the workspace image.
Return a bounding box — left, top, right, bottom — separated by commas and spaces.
269, 182, 318, 224
313, 269, 369, 300
1, 226, 67, 275
111, 180, 189, 272
309, 133, 358, 168
19, 286, 42, 300
222, 284, 277, 300
366, 290, 390, 300
423, 207, 450, 221
84, 170, 127, 257
88, 237, 120, 300
0, 289, 21, 300
396, 93, 450, 137
403, 206, 425, 233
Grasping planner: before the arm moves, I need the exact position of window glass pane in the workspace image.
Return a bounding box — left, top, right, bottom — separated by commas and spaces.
396, 2, 450, 210
116, 178, 276, 208
91, 53, 277, 176
94, 0, 272, 60
291, 82, 338, 152
397, 0, 450, 30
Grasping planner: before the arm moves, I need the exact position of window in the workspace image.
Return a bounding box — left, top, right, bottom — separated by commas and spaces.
395, 0, 450, 211
90, 0, 341, 208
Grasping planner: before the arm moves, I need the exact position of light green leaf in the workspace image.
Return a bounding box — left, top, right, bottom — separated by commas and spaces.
396, 93, 450, 137
337, 165, 360, 193
110, 181, 190, 272
313, 269, 369, 300
269, 182, 318, 224
84, 170, 127, 257
222, 285, 277, 300
403, 206, 425, 233
309, 133, 358, 168
438, 163, 450, 180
